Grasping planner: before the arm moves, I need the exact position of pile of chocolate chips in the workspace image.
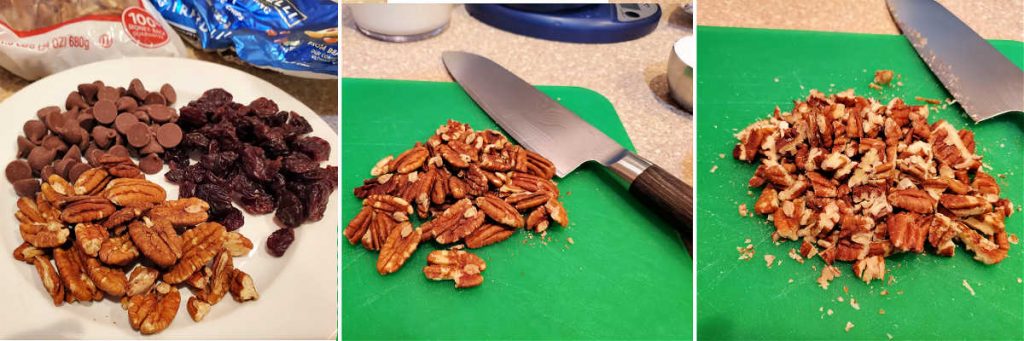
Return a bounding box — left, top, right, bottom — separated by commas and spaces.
163, 89, 337, 257
6, 79, 183, 197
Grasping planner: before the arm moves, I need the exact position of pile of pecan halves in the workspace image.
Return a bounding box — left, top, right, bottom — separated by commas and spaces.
344, 120, 569, 288
14, 156, 258, 335
733, 90, 1015, 288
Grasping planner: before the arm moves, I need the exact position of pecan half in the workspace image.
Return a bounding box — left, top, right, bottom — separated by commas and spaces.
126, 284, 180, 335
74, 168, 110, 195
84, 257, 128, 297
129, 219, 182, 268
99, 235, 140, 266
102, 207, 143, 230
163, 222, 226, 284
61, 196, 117, 223
465, 223, 515, 249
187, 296, 212, 322
376, 222, 421, 275
33, 255, 64, 306
475, 195, 524, 228
423, 250, 487, 288
75, 223, 108, 257
146, 198, 210, 227
104, 178, 166, 207
390, 143, 429, 174
53, 248, 99, 302
126, 266, 159, 297
504, 191, 551, 212
422, 198, 485, 244
343, 206, 373, 245
19, 220, 69, 248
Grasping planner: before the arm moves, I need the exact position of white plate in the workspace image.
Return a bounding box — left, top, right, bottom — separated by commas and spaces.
0, 58, 338, 339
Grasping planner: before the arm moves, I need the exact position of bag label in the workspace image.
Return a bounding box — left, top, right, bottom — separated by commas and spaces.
121, 7, 170, 48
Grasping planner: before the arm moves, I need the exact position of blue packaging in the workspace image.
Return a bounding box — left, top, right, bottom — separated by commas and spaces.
150, 0, 337, 78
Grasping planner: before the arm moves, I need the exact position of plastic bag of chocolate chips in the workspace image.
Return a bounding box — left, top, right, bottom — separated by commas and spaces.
0, 1, 187, 80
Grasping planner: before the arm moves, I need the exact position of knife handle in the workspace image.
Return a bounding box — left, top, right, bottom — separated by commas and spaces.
611, 153, 694, 254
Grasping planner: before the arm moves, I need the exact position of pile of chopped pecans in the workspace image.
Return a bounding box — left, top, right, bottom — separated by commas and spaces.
14, 159, 258, 335
344, 120, 569, 288
733, 89, 1015, 287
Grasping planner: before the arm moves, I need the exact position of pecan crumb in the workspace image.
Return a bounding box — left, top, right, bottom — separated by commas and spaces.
850, 298, 860, 310
914, 96, 941, 105
567, 237, 574, 245
962, 279, 976, 296
764, 254, 776, 268
879, 309, 886, 315
817, 266, 841, 289
738, 244, 755, 261
738, 204, 748, 217
845, 321, 855, 332
874, 70, 894, 85
827, 308, 834, 316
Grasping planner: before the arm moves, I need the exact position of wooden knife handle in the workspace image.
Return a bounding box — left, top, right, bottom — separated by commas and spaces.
629, 164, 694, 254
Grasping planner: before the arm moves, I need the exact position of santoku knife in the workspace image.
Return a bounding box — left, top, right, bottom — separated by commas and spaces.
886, 0, 1023, 122
442, 51, 693, 253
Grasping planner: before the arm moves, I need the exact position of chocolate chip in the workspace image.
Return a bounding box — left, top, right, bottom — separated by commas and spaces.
114, 113, 139, 135
155, 123, 183, 148
76, 109, 95, 131
43, 111, 66, 134
126, 122, 151, 148
128, 79, 148, 100
116, 96, 138, 112
40, 165, 55, 180
144, 92, 167, 106
64, 145, 82, 162
65, 92, 86, 110
23, 120, 47, 144
62, 119, 84, 144
13, 178, 40, 197
160, 84, 176, 104
98, 86, 120, 102
37, 106, 61, 120
108, 144, 130, 158
68, 162, 92, 183
41, 135, 67, 153
53, 159, 73, 180
77, 83, 100, 102
132, 110, 151, 124
139, 139, 164, 155
93, 99, 118, 124
148, 105, 175, 123
17, 136, 36, 158
92, 126, 117, 149
28, 146, 56, 172
5, 160, 33, 183
139, 154, 163, 174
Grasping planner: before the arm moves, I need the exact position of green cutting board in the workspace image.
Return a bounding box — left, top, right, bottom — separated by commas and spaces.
697, 26, 1024, 340
341, 78, 692, 340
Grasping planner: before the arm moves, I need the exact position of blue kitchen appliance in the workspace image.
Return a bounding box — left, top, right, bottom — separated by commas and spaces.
466, 4, 661, 44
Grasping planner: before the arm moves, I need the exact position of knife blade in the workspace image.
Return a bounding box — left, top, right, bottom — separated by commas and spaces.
442, 51, 693, 253
886, 0, 1024, 122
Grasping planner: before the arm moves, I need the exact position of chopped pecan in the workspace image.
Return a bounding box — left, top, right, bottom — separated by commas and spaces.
887, 189, 935, 214
104, 178, 166, 207
545, 199, 569, 227
146, 198, 209, 226
887, 212, 927, 253
187, 296, 212, 322
423, 249, 487, 288
852, 256, 885, 284
465, 223, 515, 249
163, 222, 226, 284
75, 223, 108, 257
228, 268, 259, 302
927, 214, 959, 257
939, 194, 991, 217
199, 250, 233, 305
129, 219, 182, 268
959, 228, 1009, 265
377, 222, 421, 275
971, 172, 1000, 202
33, 255, 64, 306
754, 186, 780, 215
526, 206, 550, 233
963, 212, 1005, 236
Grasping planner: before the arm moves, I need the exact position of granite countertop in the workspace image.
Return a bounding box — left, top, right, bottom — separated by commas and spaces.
341, 4, 695, 183
699, 0, 1023, 41
0, 48, 338, 131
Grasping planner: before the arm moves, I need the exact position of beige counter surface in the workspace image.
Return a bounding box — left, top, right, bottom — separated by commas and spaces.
341, 4, 694, 183
0, 49, 338, 131
699, 0, 1023, 41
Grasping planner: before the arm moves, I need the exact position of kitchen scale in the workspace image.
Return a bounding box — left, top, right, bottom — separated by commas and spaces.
466, 4, 661, 44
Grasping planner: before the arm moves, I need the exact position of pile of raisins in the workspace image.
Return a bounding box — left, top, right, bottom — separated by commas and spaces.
163, 89, 337, 257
